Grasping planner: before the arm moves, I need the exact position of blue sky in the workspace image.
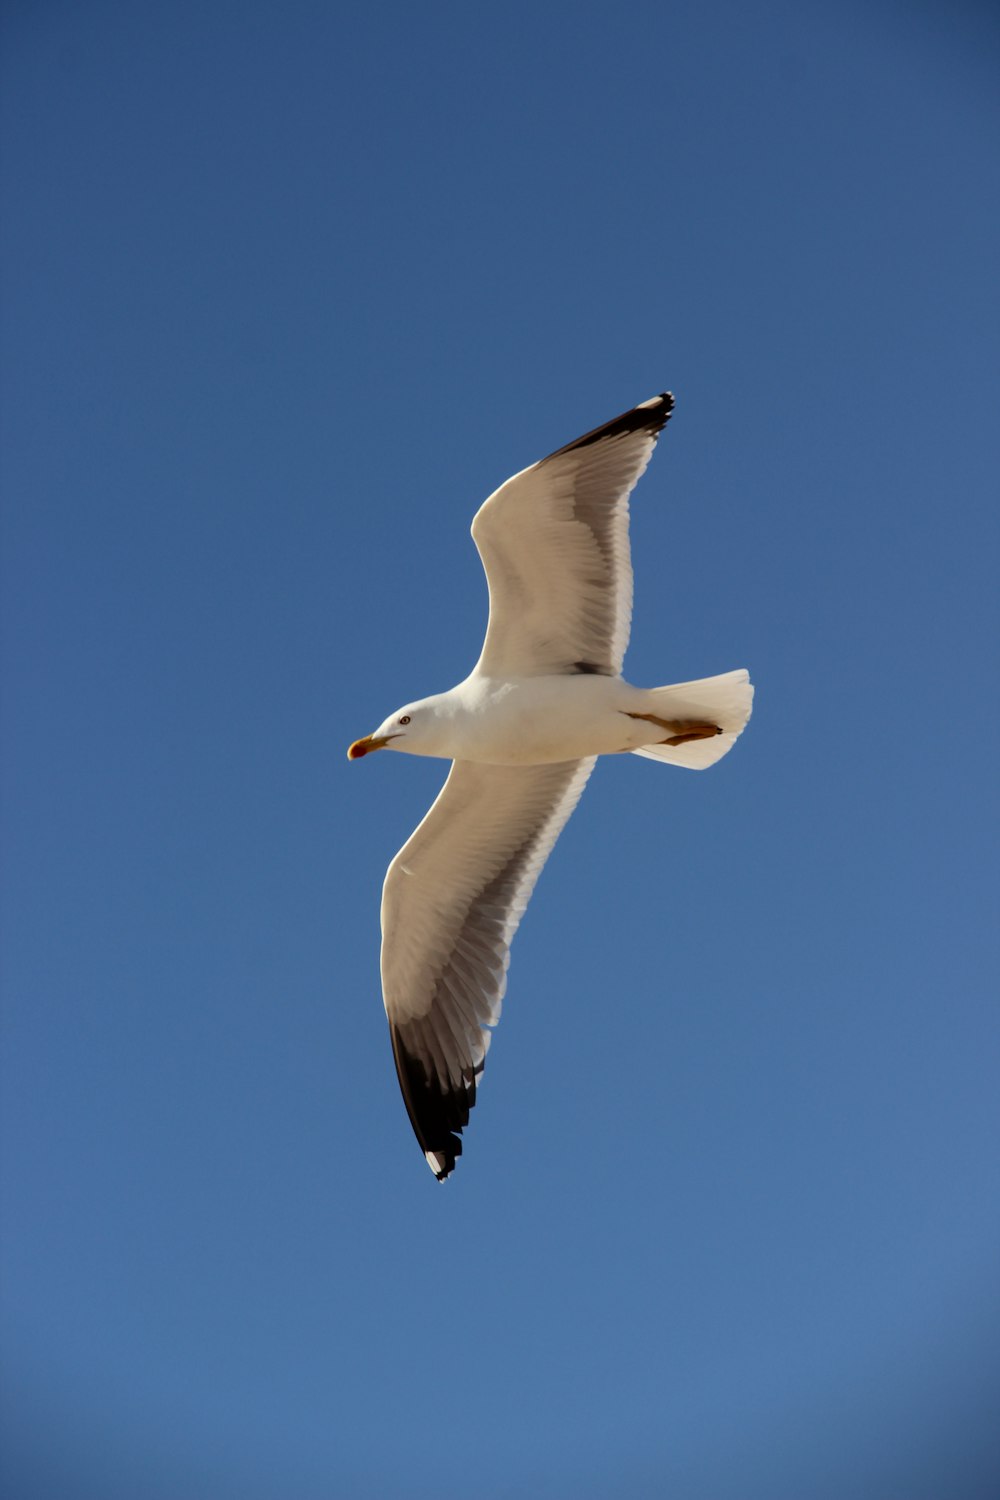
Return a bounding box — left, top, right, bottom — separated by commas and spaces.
2, 2, 998, 1496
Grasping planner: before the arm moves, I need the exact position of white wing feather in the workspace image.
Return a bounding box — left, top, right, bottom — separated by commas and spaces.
471, 393, 674, 678
381, 757, 595, 1179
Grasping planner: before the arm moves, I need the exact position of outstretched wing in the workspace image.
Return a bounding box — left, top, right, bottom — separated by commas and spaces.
381, 756, 595, 1179
471, 393, 674, 679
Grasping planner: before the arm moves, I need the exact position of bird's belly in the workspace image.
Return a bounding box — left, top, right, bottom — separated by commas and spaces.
448, 678, 651, 765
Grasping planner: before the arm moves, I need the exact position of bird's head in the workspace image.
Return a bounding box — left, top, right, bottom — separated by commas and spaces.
347, 700, 436, 760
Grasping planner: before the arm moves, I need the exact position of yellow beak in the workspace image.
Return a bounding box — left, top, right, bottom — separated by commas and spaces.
347, 733, 393, 760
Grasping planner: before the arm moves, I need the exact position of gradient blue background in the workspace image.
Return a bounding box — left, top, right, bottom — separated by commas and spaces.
2, 3, 998, 1496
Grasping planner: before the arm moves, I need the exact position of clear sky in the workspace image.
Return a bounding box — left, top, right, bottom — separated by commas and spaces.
2, 3, 998, 1496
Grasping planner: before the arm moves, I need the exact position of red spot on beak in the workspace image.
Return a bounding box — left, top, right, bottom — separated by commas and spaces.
348, 732, 394, 760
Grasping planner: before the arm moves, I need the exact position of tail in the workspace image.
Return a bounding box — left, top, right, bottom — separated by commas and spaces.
631, 669, 753, 769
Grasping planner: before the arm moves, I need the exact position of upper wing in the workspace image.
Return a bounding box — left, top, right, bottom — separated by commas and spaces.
381, 756, 595, 1180
471, 393, 675, 679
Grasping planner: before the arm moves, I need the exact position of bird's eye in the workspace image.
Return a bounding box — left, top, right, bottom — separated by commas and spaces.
399, 715, 411, 725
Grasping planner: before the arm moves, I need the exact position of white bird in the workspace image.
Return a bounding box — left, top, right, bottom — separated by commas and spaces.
348, 394, 753, 1180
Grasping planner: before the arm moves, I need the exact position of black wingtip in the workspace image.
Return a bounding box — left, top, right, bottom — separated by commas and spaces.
547, 391, 675, 459
390, 1022, 471, 1182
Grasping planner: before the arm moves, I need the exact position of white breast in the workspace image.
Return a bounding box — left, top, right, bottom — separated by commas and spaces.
437, 674, 637, 765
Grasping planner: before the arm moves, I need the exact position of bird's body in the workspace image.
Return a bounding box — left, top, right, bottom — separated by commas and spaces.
359, 670, 749, 765
349, 393, 753, 1180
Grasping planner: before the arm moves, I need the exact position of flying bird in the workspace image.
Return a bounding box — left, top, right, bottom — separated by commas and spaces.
349, 394, 753, 1180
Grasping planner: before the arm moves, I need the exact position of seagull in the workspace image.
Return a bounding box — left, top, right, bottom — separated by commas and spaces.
348, 393, 753, 1180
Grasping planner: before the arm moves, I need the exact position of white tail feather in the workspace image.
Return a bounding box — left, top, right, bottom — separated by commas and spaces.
631, 669, 754, 769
